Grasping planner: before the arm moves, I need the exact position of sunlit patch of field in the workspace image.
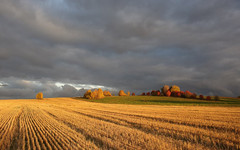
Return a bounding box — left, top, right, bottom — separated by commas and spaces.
0, 98, 239, 149
78, 96, 240, 106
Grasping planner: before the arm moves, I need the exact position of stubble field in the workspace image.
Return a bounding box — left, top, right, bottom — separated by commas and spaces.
0, 97, 239, 150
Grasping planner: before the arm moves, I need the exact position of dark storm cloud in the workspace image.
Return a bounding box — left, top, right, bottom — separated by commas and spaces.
0, 0, 240, 99
0, 77, 87, 99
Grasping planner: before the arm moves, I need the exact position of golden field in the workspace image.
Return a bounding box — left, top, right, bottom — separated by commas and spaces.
0, 98, 239, 150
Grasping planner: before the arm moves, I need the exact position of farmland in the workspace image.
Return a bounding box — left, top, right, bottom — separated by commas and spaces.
80, 96, 240, 106
0, 97, 239, 149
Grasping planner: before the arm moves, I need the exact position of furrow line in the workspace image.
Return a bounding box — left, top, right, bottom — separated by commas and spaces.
0, 110, 19, 149
53, 106, 239, 149
44, 110, 124, 150
36, 107, 99, 149
26, 108, 62, 150
26, 112, 52, 150
33, 108, 87, 149
36, 113, 82, 149
23, 114, 31, 150
24, 111, 37, 150
42, 108, 176, 150
27, 112, 49, 150
81, 109, 240, 149
0, 114, 13, 137
32, 113, 72, 150
70, 107, 240, 133
9, 108, 23, 150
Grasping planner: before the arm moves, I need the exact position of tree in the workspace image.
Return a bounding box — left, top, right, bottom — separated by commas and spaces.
119, 90, 127, 96
36, 92, 43, 99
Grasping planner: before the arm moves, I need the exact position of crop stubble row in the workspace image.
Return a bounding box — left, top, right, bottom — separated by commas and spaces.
0, 98, 239, 150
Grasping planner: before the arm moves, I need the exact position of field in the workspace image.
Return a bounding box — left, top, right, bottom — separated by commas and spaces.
0, 97, 239, 150
79, 96, 240, 106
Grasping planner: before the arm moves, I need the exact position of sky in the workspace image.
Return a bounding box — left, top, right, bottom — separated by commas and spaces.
0, 0, 240, 99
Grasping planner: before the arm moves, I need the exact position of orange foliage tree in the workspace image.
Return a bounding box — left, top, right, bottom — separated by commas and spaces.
119, 90, 127, 96
166, 90, 171, 97
36, 92, 43, 99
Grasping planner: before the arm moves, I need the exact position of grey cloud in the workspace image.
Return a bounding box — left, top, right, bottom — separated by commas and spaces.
0, 77, 87, 99
0, 0, 240, 98
56, 85, 78, 97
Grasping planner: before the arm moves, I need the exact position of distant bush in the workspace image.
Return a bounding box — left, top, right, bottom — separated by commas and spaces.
151, 90, 157, 96
119, 90, 127, 96
132, 93, 135, 96
103, 91, 112, 96
36, 92, 43, 99
171, 91, 178, 97
185, 91, 192, 98
127, 91, 130, 96
177, 92, 181, 97
84, 90, 93, 99
166, 90, 171, 97
170, 85, 180, 92
206, 96, 211, 100
92, 89, 98, 98
96, 88, 105, 99
162, 85, 170, 96
141, 92, 145, 96
146, 92, 150, 96
191, 93, 197, 99
180, 91, 185, 98
156, 90, 161, 96
172, 91, 181, 97
171, 91, 176, 97
214, 96, 220, 101
86, 88, 105, 99
199, 95, 204, 100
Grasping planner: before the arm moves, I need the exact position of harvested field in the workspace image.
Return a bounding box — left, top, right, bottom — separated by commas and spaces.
0, 97, 239, 149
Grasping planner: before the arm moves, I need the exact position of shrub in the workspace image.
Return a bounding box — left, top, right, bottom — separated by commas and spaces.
166, 90, 171, 97
127, 91, 130, 96
156, 90, 161, 96
84, 90, 93, 99
103, 91, 112, 96
214, 96, 220, 101
92, 89, 98, 98
171, 91, 176, 97
132, 93, 135, 96
206, 96, 211, 100
162, 85, 169, 96
146, 92, 150, 96
185, 91, 192, 98
36, 92, 43, 99
172, 91, 180, 97
97, 88, 105, 99
199, 95, 204, 100
119, 90, 127, 96
141, 92, 145, 96
180, 91, 185, 98
176, 92, 181, 97
191, 93, 197, 99
151, 90, 157, 96
170, 85, 180, 92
